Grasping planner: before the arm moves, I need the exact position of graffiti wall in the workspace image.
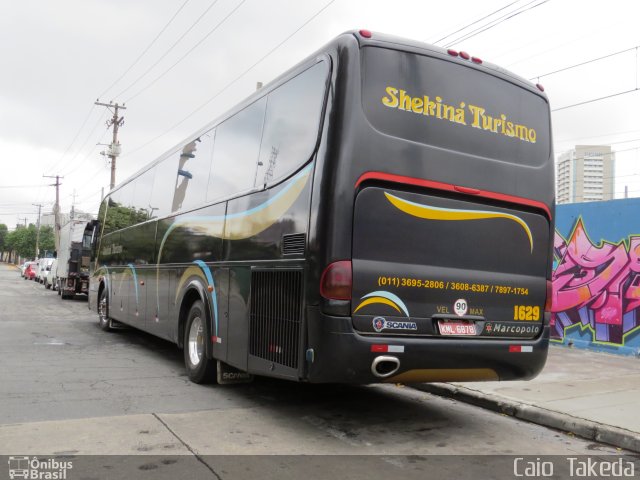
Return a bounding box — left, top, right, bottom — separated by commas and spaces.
552, 198, 640, 356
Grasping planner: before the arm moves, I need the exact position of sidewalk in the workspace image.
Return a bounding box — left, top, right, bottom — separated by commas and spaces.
415, 344, 640, 452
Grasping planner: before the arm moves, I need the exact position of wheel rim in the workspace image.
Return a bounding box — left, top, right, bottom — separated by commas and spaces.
98, 294, 108, 326
188, 316, 204, 366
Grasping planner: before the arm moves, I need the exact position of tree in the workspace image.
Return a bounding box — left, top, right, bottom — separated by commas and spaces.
0, 223, 7, 256
6, 224, 37, 259
39, 226, 55, 256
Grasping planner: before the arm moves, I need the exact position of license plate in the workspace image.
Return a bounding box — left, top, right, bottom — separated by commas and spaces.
438, 321, 477, 336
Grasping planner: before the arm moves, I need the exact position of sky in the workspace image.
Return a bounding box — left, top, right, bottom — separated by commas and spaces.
1, 0, 639, 228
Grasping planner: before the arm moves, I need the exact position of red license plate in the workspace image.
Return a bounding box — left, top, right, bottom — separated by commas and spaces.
438, 321, 477, 336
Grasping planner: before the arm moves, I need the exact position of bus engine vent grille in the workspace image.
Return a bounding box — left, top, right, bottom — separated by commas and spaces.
282, 233, 306, 255
250, 269, 303, 369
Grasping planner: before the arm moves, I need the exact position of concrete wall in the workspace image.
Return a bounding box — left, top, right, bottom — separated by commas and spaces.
552, 198, 640, 356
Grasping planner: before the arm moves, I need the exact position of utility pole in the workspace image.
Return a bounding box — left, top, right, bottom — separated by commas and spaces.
95, 101, 126, 190
70, 189, 78, 220
18, 217, 28, 228
33, 203, 43, 258
44, 175, 63, 254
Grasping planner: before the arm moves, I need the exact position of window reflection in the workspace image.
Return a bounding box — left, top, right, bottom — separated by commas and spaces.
172, 129, 215, 212
132, 167, 156, 220
207, 97, 266, 202
254, 61, 328, 187
150, 154, 180, 218
103, 60, 328, 230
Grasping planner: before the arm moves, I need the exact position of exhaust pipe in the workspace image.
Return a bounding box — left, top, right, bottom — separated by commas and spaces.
371, 355, 400, 378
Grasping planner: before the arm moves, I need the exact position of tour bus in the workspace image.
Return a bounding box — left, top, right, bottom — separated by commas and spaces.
88, 30, 554, 385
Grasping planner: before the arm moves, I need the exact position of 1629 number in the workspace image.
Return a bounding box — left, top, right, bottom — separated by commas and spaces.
513, 305, 540, 321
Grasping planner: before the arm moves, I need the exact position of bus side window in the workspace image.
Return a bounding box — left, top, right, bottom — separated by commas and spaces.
206, 97, 267, 203
132, 167, 156, 220
150, 154, 180, 218
173, 129, 215, 212
254, 61, 329, 187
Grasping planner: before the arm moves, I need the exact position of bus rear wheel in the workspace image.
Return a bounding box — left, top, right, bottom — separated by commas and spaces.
98, 288, 112, 331
184, 300, 215, 384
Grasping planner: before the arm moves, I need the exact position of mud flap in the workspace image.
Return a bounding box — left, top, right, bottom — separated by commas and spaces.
216, 361, 253, 384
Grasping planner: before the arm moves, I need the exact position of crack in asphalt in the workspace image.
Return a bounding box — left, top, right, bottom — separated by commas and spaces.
152, 412, 223, 480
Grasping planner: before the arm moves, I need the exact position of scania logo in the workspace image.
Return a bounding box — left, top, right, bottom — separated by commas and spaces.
373, 317, 386, 332
372, 316, 418, 332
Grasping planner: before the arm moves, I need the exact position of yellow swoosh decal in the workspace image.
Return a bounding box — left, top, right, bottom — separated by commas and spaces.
157, 166, 312, 265
384, 192, 533, 253
354, 297, 402, 314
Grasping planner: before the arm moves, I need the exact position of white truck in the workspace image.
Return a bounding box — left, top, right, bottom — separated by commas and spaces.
57, 220, 92, 299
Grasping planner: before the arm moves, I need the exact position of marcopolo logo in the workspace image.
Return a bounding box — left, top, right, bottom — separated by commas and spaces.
372, 316, 417, 333
484, 322, 541, 337
8, 456, 73, 480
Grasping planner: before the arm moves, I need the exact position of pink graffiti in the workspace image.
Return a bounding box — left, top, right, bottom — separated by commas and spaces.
551, 218, 640, 345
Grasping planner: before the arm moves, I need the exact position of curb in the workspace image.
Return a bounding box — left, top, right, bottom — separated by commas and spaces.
413, 383, 640, 453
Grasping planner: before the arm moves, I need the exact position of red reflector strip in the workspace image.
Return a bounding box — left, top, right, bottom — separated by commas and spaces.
509, 345, 533, 353
354, 172, 552, 220
211, 336, 222, 344
371, 345, 404, 353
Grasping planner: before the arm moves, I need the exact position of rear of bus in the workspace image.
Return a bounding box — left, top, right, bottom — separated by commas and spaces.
307, 31, 554, 384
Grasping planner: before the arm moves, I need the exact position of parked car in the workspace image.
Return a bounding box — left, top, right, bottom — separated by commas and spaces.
20, 261, 35, 278
36, 258, 54, 284
45, 259, 58, 290
25, 263, 37, 280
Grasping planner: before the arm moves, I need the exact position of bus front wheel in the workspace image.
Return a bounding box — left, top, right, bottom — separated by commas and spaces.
184, 300, 215, 384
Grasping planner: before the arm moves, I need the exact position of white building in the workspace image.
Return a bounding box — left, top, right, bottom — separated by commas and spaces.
556, 145, 614, 204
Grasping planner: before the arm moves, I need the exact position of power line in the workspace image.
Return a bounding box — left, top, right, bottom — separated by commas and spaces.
125, 0, 246, 103
44, 105, 97, 175
57, 110, 110, 176
0, 184, 50, 189
431, 0, 522, 45
556, 145, 640, 159
555, 127, 640, 145
97, 0, 191, 100
114, 0, 221, 100
530, 46, 638, 81
443, 0, 550, 48
502, 14, 626, 71
551, 88, 639, 112
62, 128, 111, 178
0, 202, 52, 207
124, 0, 336, 157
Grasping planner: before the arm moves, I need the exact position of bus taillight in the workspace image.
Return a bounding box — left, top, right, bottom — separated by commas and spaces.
545, 280, 553, 312
320, 261, 352, 300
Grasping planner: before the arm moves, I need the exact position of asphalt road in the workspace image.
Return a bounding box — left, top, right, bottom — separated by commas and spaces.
0, 262, 635, 479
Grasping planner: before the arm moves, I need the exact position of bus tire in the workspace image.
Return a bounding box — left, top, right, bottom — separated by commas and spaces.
98, 288, 112, 331
184, 300, 215, 384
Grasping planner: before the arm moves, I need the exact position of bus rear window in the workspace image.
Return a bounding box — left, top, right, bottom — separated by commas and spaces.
361, 47, 550, 166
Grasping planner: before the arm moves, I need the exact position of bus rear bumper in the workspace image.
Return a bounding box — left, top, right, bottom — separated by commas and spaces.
305, 307, 549, 384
